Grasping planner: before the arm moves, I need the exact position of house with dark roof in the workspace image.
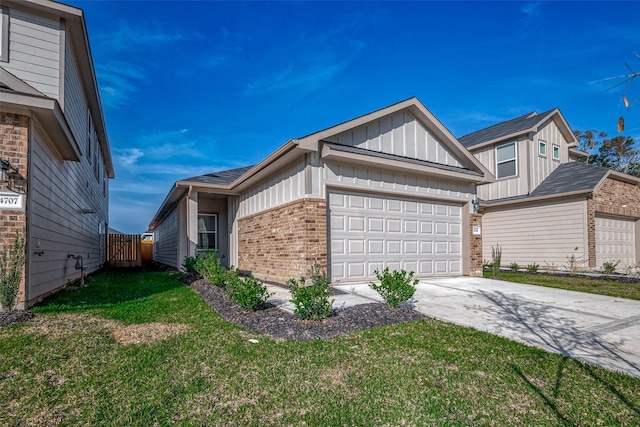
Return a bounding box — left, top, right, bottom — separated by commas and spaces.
460, 110, 640, 270
149, 98, 493, 283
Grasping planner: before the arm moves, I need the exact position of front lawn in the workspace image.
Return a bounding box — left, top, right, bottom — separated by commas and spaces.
485, 271, 640, 301
1, 269, 639, 426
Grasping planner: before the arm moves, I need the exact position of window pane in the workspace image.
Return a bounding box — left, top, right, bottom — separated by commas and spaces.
539, 142, 546, 155
198, 233, 216, 250
198, 215, 216, 232
497, 160, 516, 178
553, 145, 560, 159
497, 143, 515, 162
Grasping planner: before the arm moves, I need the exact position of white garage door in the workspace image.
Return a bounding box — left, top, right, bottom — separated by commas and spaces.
596, 214, 637, 268
329, 192, 462, 282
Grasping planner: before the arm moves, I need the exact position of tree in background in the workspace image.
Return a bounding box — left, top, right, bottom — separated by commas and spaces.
593, 52, 639, 131
574, 129, 640, 177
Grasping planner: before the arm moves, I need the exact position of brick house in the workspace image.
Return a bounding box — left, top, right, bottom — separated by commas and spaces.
0, 0, 113, 308
460, 110, 640, 270
149, 98, 492, 283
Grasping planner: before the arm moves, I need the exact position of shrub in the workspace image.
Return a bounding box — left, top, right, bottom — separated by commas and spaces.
491, 244, 502, 278
526, 263, 539, 273
565, 254, 586, 274
0, 231, 26, 312
197, 250, 228, 287
602, 260, 620, 275
226, 275, 273, 311
181, 255, 203, 278
288, 263, 333, 320
509, 262, 519, 272
370, 267, 418, 307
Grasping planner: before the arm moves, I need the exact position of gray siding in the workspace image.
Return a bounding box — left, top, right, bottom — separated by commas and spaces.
198, 197, 230, 267
482, 198, 587, 268
153, 208, 178, 268
326, 111, 463, 167
63, 39, 88, 152
28, 120, 108, 299
530, 119, 570, 190
3, 8, 60, 99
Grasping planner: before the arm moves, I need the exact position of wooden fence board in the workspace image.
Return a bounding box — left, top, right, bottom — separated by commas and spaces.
107, 234, 142, 267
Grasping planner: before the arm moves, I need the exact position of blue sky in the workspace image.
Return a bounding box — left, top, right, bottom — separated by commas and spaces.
67, 0, 640, 234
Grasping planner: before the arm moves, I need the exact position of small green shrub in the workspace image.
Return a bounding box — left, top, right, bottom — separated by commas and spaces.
370, 267, 418, 307
197, 249, 228, 287
181, 255, 203, 277
509, 262, 519, 272
602, 260, 620, 275
0, 231, 26, 312
226, 275, 273, 311
491, 244, 502, 278
288, 263, 333, 320
526, 263, 539, 273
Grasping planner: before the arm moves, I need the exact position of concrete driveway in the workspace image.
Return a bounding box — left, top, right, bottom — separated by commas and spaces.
333, 277, 640, 378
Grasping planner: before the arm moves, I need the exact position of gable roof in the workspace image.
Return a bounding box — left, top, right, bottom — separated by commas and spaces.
180, 166, 255, 186
459, 108, 576, 150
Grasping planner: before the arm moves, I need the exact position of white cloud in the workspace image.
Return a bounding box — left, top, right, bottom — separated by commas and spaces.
96, 62, 146, 108
95, 19, 201, 51
521, 2, 542, 18
113, 147, 144, 167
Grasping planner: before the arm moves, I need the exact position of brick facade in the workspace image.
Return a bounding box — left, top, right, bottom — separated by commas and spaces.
586, 178, 640, 268
0, 112, 29, 309
238, 198, 327, 284
469, 213, 483, 276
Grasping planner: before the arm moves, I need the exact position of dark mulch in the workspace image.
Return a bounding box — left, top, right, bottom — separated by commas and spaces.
190, 279, 426, 341
0, 310, 35, 328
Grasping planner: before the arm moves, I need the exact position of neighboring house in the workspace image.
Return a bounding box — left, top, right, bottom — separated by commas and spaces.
149, 98, 492, 284
0, 0, 114, 308
459, 109, 640, 270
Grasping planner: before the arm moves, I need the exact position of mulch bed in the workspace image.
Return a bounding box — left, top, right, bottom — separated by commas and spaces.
190, 279, 427, 341
0, 310, 34, 328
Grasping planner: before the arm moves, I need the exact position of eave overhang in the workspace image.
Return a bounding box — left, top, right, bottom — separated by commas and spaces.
0, 90, 81, 161
480, 189, 593, 210
321, 142, 488, 184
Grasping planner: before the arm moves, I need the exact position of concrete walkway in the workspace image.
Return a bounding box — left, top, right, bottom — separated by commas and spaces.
332, 277, 640, 378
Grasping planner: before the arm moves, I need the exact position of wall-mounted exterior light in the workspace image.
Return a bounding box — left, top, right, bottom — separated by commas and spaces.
0, 158, 11, 183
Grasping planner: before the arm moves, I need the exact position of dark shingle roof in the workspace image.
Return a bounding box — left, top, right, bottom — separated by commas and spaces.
459, 109, 556, 148
181, 165, 255, 186
529, 162, 609, 197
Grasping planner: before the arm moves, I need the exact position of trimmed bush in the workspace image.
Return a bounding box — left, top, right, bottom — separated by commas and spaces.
370, 267, 418, 307
197, 250, 228, 287
602, 260, 620, 275
288, 263, 333, 320
526, 263, 539, 273
226, 275, 273, 311
181, 255, 203, 278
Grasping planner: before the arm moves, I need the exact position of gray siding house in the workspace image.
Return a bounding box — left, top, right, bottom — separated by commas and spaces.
150, 98, 492, 284
0, 0, 114, 308
460, 110, 640, 270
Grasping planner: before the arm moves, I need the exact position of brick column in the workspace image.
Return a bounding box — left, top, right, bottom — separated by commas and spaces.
469, 213, 483, 276
0, 113, 29, 308
586, 197, 596, 268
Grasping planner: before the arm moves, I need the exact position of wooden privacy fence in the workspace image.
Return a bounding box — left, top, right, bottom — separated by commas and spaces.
107, 234, 144, 267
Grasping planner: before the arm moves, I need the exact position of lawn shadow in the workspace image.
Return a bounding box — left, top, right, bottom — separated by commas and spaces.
472, 289, 640, 378
33, 267, 185, 312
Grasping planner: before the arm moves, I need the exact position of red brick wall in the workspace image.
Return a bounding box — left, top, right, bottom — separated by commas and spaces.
0, 113, 29, 308
238, 198, 327, 284
469, 213, 483, 276
586, 197, 596, 268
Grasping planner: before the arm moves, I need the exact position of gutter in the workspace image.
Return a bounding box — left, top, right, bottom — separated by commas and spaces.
480, 188, 593, 210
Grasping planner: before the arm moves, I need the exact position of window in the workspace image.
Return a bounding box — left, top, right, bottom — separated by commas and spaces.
539, 140, 547, 157
496, 142, 517, 178
197, 214, 217, 251
0, 7, 8, 62
552, 144, 560, 160
86, 110, 92, 160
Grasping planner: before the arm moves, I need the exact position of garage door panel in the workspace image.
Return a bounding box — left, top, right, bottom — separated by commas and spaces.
330, 191, 463, 282
596, 214, 636, 268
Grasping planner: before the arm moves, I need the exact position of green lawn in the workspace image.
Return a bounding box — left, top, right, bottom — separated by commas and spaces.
1, 270, 639, 426
485, 271, 640, 301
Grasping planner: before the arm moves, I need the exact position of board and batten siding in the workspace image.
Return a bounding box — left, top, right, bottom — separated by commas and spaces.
153, 208, 178, 268
482, 198, 587, 267
323, 162, 475, 203
474, 135, 529, 201
28, 121, 108, 299
325, 111, 464, 168
237, 158, 306, 218
2, 8, 61, 99
530, 119, 570, 190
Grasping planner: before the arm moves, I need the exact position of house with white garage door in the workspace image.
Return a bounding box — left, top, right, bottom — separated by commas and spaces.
459, 109, 640, 271
149, 98, 492, 284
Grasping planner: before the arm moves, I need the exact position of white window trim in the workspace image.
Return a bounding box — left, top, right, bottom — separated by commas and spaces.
552, 144, 560, 161
197, 213, 218, 252
496, 142, 517, 179
538, 140, 547, 157
0, 7, 9, 62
